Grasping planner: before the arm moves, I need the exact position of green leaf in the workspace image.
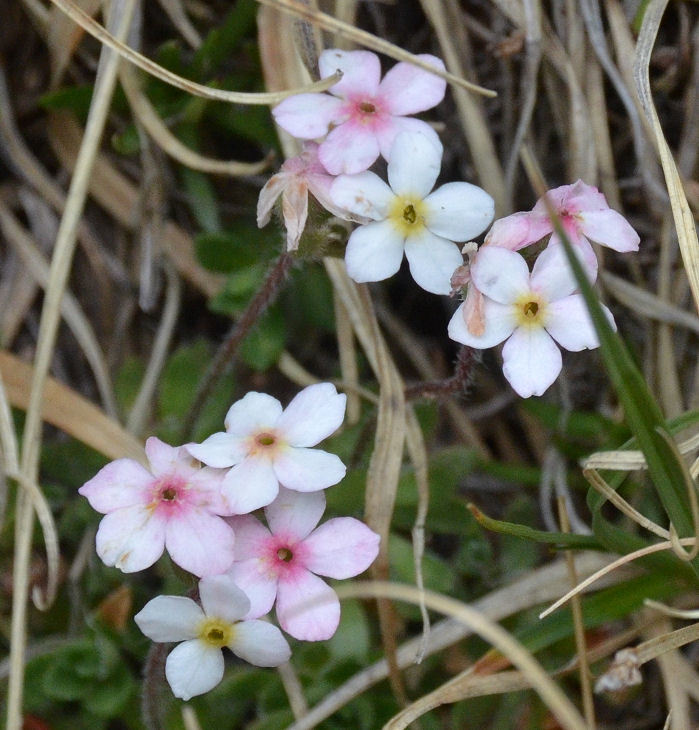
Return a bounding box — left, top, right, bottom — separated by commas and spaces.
239, 306, 286, 371
39, 84, 94, 121
208, 264, 267, 316
194, 226, 272, 273
111, 124, 140, 155
83, 661, 134, 717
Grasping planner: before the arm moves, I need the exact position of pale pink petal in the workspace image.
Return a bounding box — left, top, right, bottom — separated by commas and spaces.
562, 180, 608, 214
532, 183, 577, 215
447, 300, 517, 348
145, 437, 184, 477
186, 432, 245, 469
484, 211, 552, 251
376, 116, 442, 163
547, 235, 598, 281
424, 182, 494, 242
345, 220, 405, 283
276, 570, 340, 641
226, 514, 271, 559
272, 447, 346, 492
319, 49, 381, 97
502, 327, 562, 398
330, 172, 394, 221
275, 383, 346, 447
387, 131, 442, 198
307, 174, 364, 222
578, 209, 640, 252
198, 574, 250, 623
257, 172, 288, 227
165, 510, 235, 577
272, 93, 345, 138
319, 123, 380, 175
282, 180, 309, 251
530, 242, 582, 301
95, 505, 165, 573
222, 457, 280, 514
265, 487, 325, 540
78, 458, 151, 513
165, 640, 223, 701
471, 247, 531, 304
229, 620, 291, 666
186, 468, 231, 516
227, 559, 278, 619
378, 55, 446, 115
303, 518, 379, 578
546, 295, 615, 351
404, 229, 464, 295
135, 596, 203, 641
224, 392, 283, 435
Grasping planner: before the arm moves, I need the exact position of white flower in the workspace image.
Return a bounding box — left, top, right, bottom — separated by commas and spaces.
186, 383, 347, 514
330, 131, 494, 294
134, 574, 291, 701
448, 244, 615, 397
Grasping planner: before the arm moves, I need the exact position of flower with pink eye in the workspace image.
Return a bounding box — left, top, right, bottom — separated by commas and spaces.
226, 488, 380, 641
272, 48, 446, 175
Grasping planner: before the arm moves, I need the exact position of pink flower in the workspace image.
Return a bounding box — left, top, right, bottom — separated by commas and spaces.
272, 49, 446, 175
448, 245, 616, 398
226, 488, 380, 641
186, 383, 347, 515
135, 575, 291, 700
257, 142, 356, 252
484, 180, 640, 278
79, 438, 235, 576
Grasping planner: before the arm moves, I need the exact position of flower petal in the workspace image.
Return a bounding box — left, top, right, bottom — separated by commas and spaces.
265, 487, 326, 541
579, 209, 640, 252
134, 596, 203, 642
272, 93, 345, 138
273, 447, 346, 492
546, 295, 615, 351
229, 620, 291, 666
561, 179, 609, 214
345, 220, 405, 283
145, 438, 185, 477
165, 640, 224, 701
222, 457, 280, 514
547, 235, 598, 281
198, 574, 251, 623
447, 300, 516, 348
378, 55, 447, 115
227, 558, 278, 619
387, 131, 442, 198
165, 510, 236, 577
186, 432, 246, 469
275, 383, 347, 447
302, 518, 379, 578
95, 505, 165, 573
276, 570, 340, 641
78, 458, 151, 513
319, 49, 381, 97
257, 172, 288, 228
530, 242, 586, 301
282, 180, 309, 252
376, 116, 442, 164
224, 392, 283, 435
502, 327, 562, 398
424, 182, 494, 242
471, 246, 532, 304
319, 122, 380, 175
404, 229, 464, 295
484, 211, 551, 250
226, 514, 271, 559
330, 172, 394, 221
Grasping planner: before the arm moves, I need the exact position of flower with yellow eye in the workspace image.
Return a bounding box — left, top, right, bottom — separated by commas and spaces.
330, 132, 494, 294
186, 383, 347, 515
134, 575, 290, 700
448, 245, 615, 398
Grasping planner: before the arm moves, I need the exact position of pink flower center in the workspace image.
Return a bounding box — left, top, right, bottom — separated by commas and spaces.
346, 96, 388, 129
263, 534, 310, 579
150, 475, 191, 516
358, 100, 377, 114
277, 547, 293, 562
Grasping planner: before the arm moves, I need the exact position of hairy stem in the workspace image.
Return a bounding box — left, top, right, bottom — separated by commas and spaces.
141, 642, 169, 730
404, 346, 475, 401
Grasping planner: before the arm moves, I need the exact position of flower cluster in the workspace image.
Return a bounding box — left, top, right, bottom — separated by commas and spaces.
263, 48, 640, 397
80, 383, 379, 699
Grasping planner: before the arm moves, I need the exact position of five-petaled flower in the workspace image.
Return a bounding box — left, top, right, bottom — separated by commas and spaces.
273, 49, 446, 175
135, 575, 291, 700
448, 245, 615, 397
79, 438, 235, 576
226, 488, 380, 641
331, 132, 494, 294
186, 383, 347, 515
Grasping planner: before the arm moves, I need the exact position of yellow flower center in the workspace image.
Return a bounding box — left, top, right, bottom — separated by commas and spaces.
514, 292, 547, 327
389, 196, 427, 236
198, 617, 234, 648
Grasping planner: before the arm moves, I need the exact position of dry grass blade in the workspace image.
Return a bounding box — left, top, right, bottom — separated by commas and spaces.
258, 0, 497, 97
47, 0, 101, 87
47, 0, 343, 104
633, 0, 699, 314
583, 431, 699, 471
644, 599, 699, 621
